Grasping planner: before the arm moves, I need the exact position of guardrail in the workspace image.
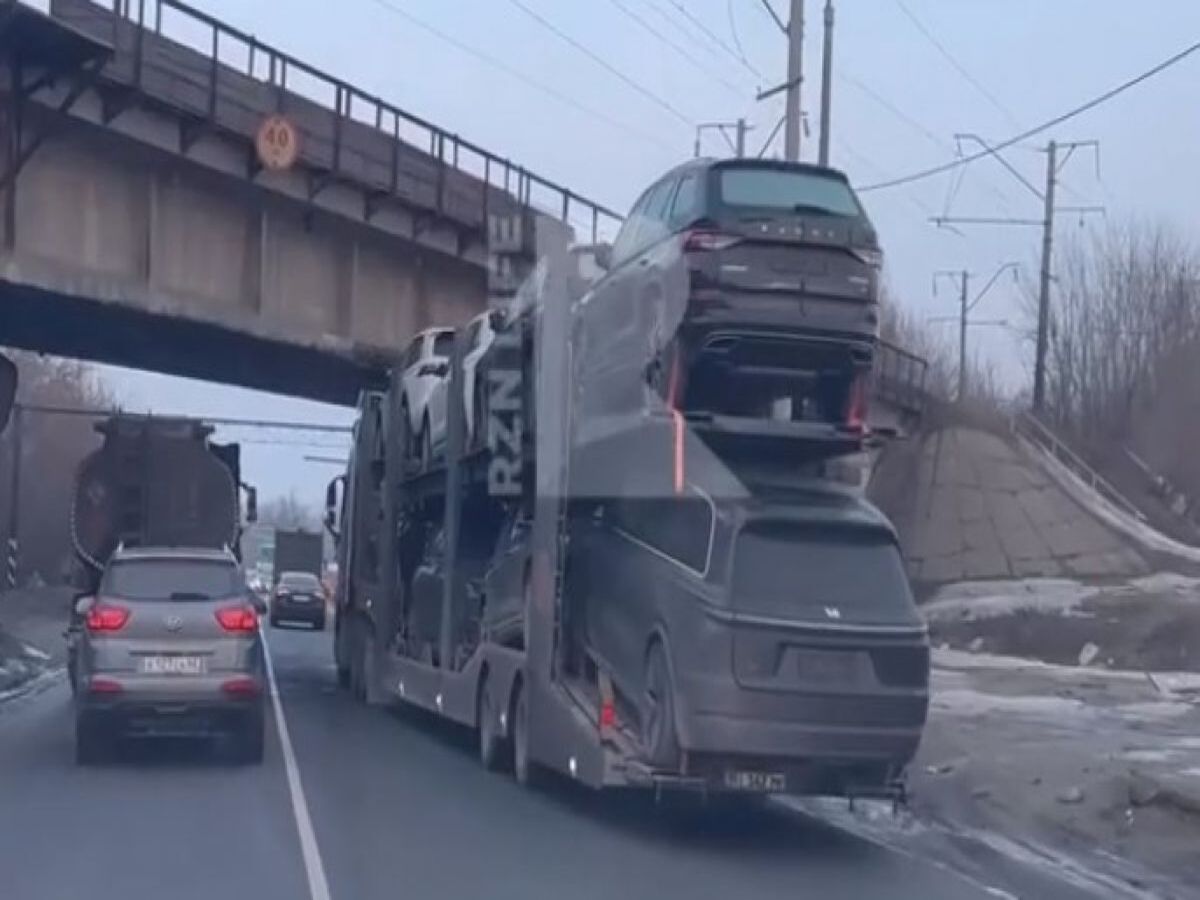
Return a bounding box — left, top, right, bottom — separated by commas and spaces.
97, 0, 623, 241
873, 339, 928, 417
1014, 411, 1147, 522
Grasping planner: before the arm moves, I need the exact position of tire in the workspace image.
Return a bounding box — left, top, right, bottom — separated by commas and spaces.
642, 642, 681, 769
234, 709, 265, 765
511, 680, 540, 788
335, 621, 351, 689
75, 715, 108, 766
336, 663, 351, 690
313, 615, 326, 632
400, 398, 413, 460
477, 671, 504, 772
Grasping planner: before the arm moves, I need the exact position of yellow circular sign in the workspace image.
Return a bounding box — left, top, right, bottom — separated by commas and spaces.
256, 114, 299, 171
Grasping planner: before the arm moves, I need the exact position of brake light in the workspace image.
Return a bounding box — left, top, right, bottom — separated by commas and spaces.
215, 604, 259, 633
85, 602, 130, 634
683, 229, 741, 252
845, 374, 869, 433
599, 699, 617, 730
88, 676, 123, 694
221, 676, 261, 697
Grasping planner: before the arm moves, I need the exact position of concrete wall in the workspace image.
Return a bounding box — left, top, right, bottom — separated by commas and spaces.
874, 427, 1150, 589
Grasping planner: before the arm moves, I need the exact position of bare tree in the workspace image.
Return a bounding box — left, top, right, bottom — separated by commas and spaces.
259, 492, 320, 532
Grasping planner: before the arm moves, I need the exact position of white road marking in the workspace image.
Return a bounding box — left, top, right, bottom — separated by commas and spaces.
262, 633, 334, 900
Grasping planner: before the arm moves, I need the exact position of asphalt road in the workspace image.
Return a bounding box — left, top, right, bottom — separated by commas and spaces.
0, 626, 1115, 900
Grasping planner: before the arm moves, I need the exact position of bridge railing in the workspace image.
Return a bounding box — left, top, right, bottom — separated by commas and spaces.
100, 0, 624, 243
873, 339, 928, 417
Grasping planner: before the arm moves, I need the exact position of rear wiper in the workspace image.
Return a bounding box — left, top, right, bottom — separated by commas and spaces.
169, 591, 211, 601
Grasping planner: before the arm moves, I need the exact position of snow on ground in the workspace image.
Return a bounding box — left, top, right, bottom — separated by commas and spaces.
922, 578, 1101, 622
1022, 435, 1200, 565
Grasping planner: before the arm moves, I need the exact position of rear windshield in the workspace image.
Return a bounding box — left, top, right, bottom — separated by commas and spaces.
717, 167, 862, 217
102, 559, 242, 601
279, 572, 321, 590
733, 526, 915, 624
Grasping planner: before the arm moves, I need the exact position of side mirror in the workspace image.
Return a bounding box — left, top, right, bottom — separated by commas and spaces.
249, 594, 268, 615
593, 244, 613, 272
0, 353, 14, 433
487, 307, 506, 331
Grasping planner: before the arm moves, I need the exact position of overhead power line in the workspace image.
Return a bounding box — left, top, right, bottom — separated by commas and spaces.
505, 0, 695, 126
859, 38, 1200, 193
364, 0, 678, 151
727, 0, 749, 62
661, 0, 763, 80
605, 0, 744, 95
891, 0, 1021, 129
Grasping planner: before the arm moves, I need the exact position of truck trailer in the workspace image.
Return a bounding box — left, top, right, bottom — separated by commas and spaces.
326, 217, 929, 802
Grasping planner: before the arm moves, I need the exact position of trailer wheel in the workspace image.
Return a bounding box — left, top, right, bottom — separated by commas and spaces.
643, 643, 681, 769
511, 679, 541, 788
477, 670, 504, 772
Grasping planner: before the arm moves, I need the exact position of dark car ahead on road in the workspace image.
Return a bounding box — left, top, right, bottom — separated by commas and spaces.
574, 158, 882, 428
568, 483, 929, 797
71, 546, 265, 765
271, 571, 327, 630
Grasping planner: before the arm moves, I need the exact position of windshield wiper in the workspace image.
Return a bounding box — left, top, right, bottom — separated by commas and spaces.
791, 203, 840, 217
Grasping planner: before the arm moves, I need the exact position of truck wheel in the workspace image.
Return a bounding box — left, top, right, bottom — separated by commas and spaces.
335, 621, 351, 689
512, 680, 541, 788
477, 671, 504, 771
643, 643, 681, 769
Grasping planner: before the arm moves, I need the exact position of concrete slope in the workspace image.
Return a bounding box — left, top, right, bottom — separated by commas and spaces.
870, 427, 1151, 590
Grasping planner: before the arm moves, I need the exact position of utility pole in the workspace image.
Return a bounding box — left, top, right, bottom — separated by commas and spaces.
933, 262, 1020, 403
6, 403, 21, 590
1032, 140, 1058, 414
818, 0, 834, 166
928, 134, 1102, 413
784, 0, 805, 161
957, 270, 969, 402
694, 118, 751, 158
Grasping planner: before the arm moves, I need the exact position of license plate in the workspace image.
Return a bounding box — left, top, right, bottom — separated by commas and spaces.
290, 594, 313, 603
796, 650, 858, 683
139, 655, 206, 676
724, 770, 786, 792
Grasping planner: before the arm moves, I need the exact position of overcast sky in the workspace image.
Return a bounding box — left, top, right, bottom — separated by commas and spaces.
89, 0, 1200, 506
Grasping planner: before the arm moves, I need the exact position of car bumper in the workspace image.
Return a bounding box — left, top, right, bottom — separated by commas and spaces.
272, 601, 326, 623
78, 678, 263, 738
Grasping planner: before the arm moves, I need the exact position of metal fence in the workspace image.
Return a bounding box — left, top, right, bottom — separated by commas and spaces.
101, 0, 623, 242
873, 339, 929, 416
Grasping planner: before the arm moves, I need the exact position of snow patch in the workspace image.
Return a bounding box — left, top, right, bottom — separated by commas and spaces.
21, 644, 50, 662
923, 578, 1100, 622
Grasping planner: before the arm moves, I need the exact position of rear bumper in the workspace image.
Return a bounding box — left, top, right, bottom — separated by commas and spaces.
683, 289, 879, 346
79, 688, 263, 738
272, 601, 326, 623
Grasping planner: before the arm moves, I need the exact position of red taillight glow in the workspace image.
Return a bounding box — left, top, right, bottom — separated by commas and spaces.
85, 602, 130, 634
683, 229, 741, 252
221, 676, 261, 697
599, 699, 617, 730
845, 374, 869, 433
88, 676, 123, 694
215, 604, 259, 633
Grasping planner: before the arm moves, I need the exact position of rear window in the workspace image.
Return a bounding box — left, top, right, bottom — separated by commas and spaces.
280, 572, 321, 590
433, 331, 455, 357
733, 526, 915, 624
102, 559, 241, 601
717, 168, 862, 217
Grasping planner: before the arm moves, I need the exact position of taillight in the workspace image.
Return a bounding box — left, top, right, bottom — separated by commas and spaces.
88, 676, 123, 694
215, 604, 259, 633
845, 374, 869, 432
85, 602, 130, 634
850, 246, 884, 268
221, 676, 261, 697
683, 229, 741, 252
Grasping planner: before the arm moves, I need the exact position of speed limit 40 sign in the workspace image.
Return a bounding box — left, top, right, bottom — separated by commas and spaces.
256, 114, 299, 171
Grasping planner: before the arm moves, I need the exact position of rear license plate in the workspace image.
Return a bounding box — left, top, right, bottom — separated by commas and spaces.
139, 655, 206, 676
724, 770, 786, 792
795, 650, 858, 682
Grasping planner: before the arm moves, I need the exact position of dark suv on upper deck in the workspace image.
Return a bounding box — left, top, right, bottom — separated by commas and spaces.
573, 159, 882, 429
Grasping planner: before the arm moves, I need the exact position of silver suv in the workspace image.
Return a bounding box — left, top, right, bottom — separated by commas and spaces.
71, 546, 266, 765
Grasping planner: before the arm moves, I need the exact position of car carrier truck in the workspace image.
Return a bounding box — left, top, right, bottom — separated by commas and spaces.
325, 211, 929, 801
